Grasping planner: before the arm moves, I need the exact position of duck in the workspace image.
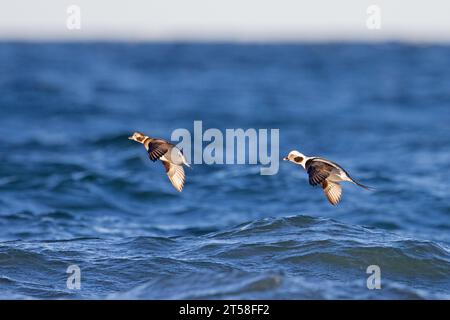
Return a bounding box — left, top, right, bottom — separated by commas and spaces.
129, 132, 190, 192
283, 150, 371, 205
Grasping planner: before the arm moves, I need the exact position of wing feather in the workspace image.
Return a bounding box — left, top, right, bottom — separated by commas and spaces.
148, 140, 171, 162
306, 160, 334, 186
322, 180, 342, 206
162, 161, 185, 192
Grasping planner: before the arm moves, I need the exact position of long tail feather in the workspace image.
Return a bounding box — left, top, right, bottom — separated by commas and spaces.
353, 180, 374, 191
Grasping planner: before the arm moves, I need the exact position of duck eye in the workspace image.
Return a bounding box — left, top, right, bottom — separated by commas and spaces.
294, 156, 303, 163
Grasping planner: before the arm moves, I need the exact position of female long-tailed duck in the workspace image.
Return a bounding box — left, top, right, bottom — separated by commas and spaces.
129, 132, 190, 192
283, 150, 371, 206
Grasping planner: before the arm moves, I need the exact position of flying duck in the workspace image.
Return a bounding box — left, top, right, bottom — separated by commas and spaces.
129, 132, 190, 192
283, 150, 371, 206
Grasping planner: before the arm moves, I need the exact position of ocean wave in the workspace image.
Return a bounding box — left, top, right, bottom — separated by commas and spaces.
1, 215, 449, 299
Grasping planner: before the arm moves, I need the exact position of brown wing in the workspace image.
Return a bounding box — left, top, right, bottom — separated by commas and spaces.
148, 140, 172, 162
162, 160, 185, 192
322, 180, 342, 206
306, 160, 334, 186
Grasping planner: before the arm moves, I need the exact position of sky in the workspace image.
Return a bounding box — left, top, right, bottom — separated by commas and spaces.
0, 0, 449, 42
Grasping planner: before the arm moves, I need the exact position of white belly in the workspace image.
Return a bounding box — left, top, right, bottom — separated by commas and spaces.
329, 170, 350, 182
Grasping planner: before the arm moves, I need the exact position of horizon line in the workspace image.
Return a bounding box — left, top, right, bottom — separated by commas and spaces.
1, 34, 450, 45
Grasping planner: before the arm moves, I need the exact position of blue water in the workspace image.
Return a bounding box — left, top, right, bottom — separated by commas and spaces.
0, 43, 449, 299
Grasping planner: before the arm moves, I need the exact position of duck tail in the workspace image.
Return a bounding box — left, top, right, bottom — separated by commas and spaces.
183, 159, 192, 169
353, 180, 374, 191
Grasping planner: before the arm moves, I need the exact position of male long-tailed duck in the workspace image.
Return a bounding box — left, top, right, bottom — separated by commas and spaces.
283, 150, 371, 206
129, 132, 190, 192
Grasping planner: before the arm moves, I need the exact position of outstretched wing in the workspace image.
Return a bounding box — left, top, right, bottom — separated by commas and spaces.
162, 160, 185, 192
306, 160, 334, 186
322, 180, 342, 206
148, 140, 171, 162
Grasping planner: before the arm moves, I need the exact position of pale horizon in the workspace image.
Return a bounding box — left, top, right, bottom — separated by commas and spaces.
1, 0, 450, 42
